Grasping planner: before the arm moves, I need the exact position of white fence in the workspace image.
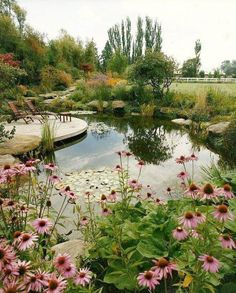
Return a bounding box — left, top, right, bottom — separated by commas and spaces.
174, 77, 236, 83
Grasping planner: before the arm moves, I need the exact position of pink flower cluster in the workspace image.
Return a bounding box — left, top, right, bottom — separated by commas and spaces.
137, 257, 177, 290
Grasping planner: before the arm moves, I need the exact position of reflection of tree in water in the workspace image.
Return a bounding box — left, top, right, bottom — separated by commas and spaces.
125, 119, 176, 165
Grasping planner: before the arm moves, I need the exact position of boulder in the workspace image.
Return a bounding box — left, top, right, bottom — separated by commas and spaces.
87, 100, 108, 111
51, 240, 86, 262
112, 100, 126, 110
208, 122, 230, 134
0, 135, 41, 155
172, 118, 192, 126
0, 154, 19, 167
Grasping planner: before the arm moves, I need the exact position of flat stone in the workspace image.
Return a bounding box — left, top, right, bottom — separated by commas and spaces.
0, 135, 41, 155
4, 117, 88, 143
0, 154, 19, 167
172, 118, 192, 126
112, 100, 125, 109
208, 122, 230, 134
51, 240, 86, 262
39, 93, 58, 99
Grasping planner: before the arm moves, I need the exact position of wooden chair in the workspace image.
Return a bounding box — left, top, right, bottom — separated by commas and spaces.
25, 99, 58, 120
8, 101, 34, 124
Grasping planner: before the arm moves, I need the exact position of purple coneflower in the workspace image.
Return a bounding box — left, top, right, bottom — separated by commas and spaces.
179, 211, 198, 229
213, 205, 234, 222
32, 218, 53, 234
177, 171, 189, 181
46, 273, 67, 293
219, 235, 236, 249
80, 216, 89, 226
198, 254, 220, 273
102, 207, 112, 216
217, 184, 234, 199
172, 227, 188, 241
0, 244, 16, 270
188, 153, 198, 161
44, 163, 58, 172
152, 257, 177, 279
107, 190, 117, 202
201, 183, 217, 200
128, 179, 142, 190
175, 155, 188, 164
114, 165, 123, 172
24, 162, 36, 172
54, 254, 72, 271
61, 264, 77, 278
195, 211, 206, 224
49, 175, 61, 184
17, 233, 38, 251
137, 270, 160, 290
17, 260, 31, 277
74, 268, 92, 286
184, 183, 200, 199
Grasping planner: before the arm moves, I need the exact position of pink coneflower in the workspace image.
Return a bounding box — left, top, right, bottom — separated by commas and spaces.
114, 165, 123, 172
25, 273, 44, 292
188, 153, 198, 161
49, 175, 61, 184
152, 257, 177, 279
35, 269, 49, 287
116, 151, 122, 156
0, 245, 16, 270
177, 171, 189, 181
172, 227, 188, 241
46, 273, 67, 293
44, 163, 58, 172
13, 231, 22, 245
107, 190, 117, 202
137, 270, 160, 290
195, 212, 206, 224
61, 186, 77, 200
190, 229, 202, 239
217, 184, 234, 199
100, 194, 107, 203
213, 205, 234, 222
1, 279, 24, 293
198, 255, 220, 273
17, 233, 38, 251
121, 151, 132, 157
24, 162, 36, 172
179, 211, 198, 229
155, 198, 165, 205
54, 254, 72, 271
80, 216, 89, 226
137, 160, 145, 168
26, 158, 40, 165
74, 268, 92, 286
128, 179, 142, 190
2, 164, 15, 177
201, 183, 217, 200
32, 218, 53, 234
17, 260, 31, 277
184, 183, 200, 199
2, 263, 19, 284
61, 264, 77, 278
102, 207, 112, 216
0, 174, 7, 184
5, 199, 15, 210
219, 235, 236, 249
12, 163, 27, 176
175, 155, 188, 164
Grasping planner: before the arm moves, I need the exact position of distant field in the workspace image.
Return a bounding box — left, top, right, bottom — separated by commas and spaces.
170, 82, 236, 96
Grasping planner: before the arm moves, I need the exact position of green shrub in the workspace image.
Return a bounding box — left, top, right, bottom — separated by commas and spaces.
140, 101, 156, 117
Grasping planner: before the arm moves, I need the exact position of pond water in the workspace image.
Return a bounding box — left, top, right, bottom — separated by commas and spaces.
54, 115, 219, 192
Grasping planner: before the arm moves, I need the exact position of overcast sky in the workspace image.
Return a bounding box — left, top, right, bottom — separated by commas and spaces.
18, 0, 236, 71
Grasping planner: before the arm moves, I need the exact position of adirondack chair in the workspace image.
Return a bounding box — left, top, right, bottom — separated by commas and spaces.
7, 101, 34, 124
25, 99, 58, 120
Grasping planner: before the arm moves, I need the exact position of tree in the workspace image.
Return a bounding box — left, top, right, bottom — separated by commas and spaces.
100, 41, 112, 72
12, 3, 26, 34
133, 16, 144, 61
182, 58, 197, 77
0, 0, 16, 16
107, 51, 128, 75
194, 39, 201, 76
129, 50, 175, 98
144, 17, 162, 53
84, 40, 99, 70
221, 60, 236, 77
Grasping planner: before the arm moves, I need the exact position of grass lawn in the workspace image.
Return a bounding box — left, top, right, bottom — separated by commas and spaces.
171, 82, 236, 96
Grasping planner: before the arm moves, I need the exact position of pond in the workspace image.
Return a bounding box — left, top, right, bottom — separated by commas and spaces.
53, 114, 220, 192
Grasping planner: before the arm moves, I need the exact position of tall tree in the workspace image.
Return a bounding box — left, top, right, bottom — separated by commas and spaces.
194, 39, 201, 76
100, 41, 112, 72
134, 16, 144, 59
0, 0, 16, 16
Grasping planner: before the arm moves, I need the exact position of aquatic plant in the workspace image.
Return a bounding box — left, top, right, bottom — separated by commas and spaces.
41, 118, 55, 153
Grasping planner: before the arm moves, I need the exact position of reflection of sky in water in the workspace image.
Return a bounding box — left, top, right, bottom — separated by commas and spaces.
54, 117, 219, 192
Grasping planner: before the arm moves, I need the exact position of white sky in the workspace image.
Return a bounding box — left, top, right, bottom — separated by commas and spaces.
18, 0, 236, 71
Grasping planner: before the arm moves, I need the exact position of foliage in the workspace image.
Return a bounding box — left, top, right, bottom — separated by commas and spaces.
129, 50, 175, 98
0, 123, 15, 143
140, 101, 156, 117
221, 60, 236, 77
41, 119, 55, 153
107, 51, 128, 75
182, 40, 201, 77
40, 66, 72, 91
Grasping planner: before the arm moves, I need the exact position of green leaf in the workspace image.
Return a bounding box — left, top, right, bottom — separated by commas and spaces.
137, 237, 167, 258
